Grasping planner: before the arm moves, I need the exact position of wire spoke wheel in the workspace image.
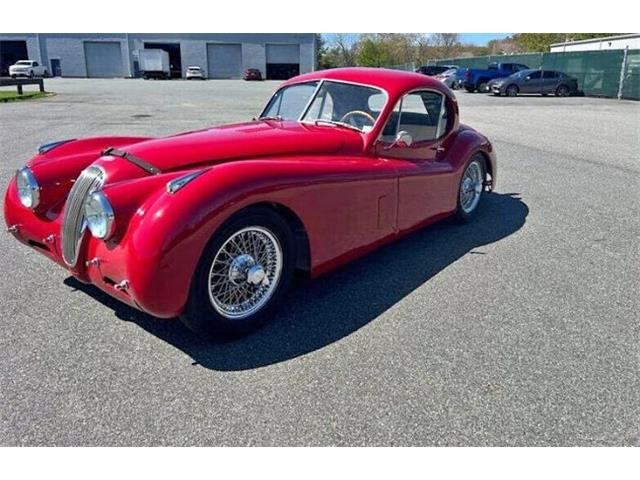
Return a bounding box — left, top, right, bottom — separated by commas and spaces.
459, 160, 484, 214
208, 226, 283, 320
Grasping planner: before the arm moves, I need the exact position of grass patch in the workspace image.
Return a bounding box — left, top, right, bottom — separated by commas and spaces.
0, 91, 54, 103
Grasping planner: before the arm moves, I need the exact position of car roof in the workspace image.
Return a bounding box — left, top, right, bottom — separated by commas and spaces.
282, 67, 451, 99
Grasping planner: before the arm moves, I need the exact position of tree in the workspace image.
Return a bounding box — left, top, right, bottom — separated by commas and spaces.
431, 33, 462, 59
314, 34, 326, 69
356, 35, 393, 67
319, 33, 358, 69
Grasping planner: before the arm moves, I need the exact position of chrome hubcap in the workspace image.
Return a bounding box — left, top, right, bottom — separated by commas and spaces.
460, 161, 483, 214
208, 226, 282, 320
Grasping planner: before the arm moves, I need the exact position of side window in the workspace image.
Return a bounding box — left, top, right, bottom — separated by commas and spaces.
543, 71, 558, 79
397, 91, 446, 143
33, 62, 39, 67
528, 71, 542, 79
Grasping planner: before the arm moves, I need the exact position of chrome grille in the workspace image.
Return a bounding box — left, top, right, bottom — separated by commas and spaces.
61, 166, 105, 266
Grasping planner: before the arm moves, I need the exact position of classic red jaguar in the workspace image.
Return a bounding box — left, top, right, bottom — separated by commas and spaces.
4, 68, 496, 338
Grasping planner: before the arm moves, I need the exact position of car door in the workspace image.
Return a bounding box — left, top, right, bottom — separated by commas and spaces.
520, 70, 543, 94
542, 70, 559, 94
376, 90, 455, 232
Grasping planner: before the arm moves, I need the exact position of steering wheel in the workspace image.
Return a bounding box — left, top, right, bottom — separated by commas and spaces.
340, 110, 376, 128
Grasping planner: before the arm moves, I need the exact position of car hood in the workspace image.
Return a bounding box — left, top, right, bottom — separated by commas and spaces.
119, 120, 360, 172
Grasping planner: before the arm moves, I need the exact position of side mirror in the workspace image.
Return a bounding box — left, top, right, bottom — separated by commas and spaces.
385, 130, 413, 150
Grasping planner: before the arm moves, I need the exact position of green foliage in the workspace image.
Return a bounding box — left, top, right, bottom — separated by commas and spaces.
356, 35, 393, 67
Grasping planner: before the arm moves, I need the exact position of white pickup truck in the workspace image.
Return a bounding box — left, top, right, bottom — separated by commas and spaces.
9, 60, 49, 78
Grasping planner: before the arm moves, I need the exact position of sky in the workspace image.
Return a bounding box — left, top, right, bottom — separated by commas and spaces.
322, 33, 512, 46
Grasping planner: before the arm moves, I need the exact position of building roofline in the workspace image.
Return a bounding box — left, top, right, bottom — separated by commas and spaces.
550, 33, 639, 47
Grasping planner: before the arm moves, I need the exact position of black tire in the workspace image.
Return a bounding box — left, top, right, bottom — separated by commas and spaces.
556, 85, 570, 97
477, 80, 489, 93
10, 74, 16, 79
180, 207, 296, 340
455, 154, 487, 223
506, 84, 519, 97
28, 71, 34, 78
43, 70, 49, 78
493, 91, 501, 96
464, 86, 476, 93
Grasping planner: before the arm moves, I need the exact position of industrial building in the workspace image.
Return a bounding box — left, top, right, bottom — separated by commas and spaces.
550, 33, 640, 53
0, 33, 316, 79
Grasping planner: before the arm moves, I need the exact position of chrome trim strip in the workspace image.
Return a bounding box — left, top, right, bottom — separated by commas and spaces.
166, 170, 204, 194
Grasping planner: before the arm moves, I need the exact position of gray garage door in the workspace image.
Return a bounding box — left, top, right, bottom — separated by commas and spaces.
207, 43, 242, 79
266, 44, 300, 64
84, 42, 123, 78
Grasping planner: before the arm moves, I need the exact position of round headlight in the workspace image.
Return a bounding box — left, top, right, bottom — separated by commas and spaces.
84, 191, 115, 240
16, 167, 40, 209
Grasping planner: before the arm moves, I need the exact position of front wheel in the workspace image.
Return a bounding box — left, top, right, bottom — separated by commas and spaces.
506, 85, 519, 97
181, 207, 295, 339
455, 155, 486, 222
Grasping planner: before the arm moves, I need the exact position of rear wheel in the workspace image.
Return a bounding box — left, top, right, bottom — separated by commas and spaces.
556, 85, 570, 97
181, 207, 295, 339
456, 155, 486, 222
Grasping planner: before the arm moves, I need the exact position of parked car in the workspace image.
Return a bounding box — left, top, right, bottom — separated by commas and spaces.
243, 68, 263, 80
435, 68, 460, 89
490, 69, 579, 97
186, 66, 206, 80
415, 65, 458, 77
9, 60, 49, 78
5, 68, 496, 339
463, 62, 529, 93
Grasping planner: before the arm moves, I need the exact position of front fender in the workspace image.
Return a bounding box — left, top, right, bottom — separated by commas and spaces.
119, 160, 309, 317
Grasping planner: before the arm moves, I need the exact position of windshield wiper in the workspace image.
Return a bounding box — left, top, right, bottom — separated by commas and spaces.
313, 119, 362, 132
258, 115, 283, 121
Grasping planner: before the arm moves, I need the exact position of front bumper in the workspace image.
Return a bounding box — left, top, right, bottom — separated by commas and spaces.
4, 178, 178, 318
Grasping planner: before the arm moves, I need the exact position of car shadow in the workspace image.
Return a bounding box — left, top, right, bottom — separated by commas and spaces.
64, 192, 528, 371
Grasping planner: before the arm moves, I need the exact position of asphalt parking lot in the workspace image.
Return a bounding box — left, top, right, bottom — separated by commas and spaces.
1, 78, 638, 446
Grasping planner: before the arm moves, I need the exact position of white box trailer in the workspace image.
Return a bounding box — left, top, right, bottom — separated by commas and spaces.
139, 49, 170, 79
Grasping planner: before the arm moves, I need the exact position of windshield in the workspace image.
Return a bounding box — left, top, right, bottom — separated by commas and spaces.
510, 70, 533, 79
16, 61, 31, 65
261, 81, 319, 121
261, 80, 386, 133
301, 81, 386, 132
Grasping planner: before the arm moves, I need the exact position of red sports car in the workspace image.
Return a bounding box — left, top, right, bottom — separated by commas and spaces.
4, 68, 496, 338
